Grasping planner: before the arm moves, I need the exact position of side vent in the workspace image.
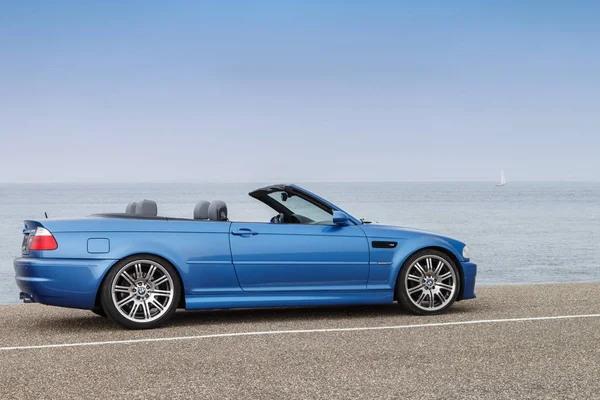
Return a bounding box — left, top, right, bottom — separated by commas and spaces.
372, 241, 397, 249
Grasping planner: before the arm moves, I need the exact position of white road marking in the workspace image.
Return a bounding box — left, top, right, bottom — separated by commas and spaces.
2, 313, 600, 351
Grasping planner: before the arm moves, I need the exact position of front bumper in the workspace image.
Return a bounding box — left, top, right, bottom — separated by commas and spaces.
459, 261, 477, 300
14, 257, 116, 309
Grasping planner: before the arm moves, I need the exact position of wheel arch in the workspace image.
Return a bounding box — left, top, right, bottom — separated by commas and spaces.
94, 252, 186, 310
392, 245, 464, 301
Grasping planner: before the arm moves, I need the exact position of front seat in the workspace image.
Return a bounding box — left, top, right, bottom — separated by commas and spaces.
208, 200, 228, 221
135, 200, 158, 217
193, 201, 210, 220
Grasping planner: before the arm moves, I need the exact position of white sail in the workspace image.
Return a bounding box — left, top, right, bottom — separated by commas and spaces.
496, 170, 506, 186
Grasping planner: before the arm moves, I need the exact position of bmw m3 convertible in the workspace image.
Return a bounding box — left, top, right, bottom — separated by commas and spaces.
14, 184, 477, 329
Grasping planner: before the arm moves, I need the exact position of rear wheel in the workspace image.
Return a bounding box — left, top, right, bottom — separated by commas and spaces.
101, 255, 181, 329
396, 250, 459, 315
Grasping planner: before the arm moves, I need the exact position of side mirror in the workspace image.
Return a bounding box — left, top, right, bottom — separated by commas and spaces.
332, 211, 349, 226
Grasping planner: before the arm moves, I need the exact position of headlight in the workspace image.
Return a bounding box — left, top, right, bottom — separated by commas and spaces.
462, 246, 470, 260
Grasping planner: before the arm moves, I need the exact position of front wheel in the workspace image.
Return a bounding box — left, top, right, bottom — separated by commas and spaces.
396, 250, 459, 315
101, 255, 181, 329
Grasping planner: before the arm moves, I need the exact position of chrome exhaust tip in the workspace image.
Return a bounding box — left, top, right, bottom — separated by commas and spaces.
19, 292, 34, 303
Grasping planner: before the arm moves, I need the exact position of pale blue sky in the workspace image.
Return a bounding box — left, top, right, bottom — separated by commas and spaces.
0, 1, 598, 182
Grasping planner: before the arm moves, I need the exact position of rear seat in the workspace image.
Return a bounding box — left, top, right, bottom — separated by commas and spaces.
194, 201, 210, 220
125, 202, 137, 214
135, 200, 158, 217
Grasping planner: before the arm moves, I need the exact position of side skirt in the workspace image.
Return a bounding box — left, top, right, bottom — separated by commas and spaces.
184, 291, 394, 310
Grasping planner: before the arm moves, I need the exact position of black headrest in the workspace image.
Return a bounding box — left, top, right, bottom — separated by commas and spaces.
193, 201, 210, 220
208, 200, 228, 221
135, 200, 158, 217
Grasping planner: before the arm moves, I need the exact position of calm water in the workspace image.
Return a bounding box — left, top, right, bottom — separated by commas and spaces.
1, 182, 599, 304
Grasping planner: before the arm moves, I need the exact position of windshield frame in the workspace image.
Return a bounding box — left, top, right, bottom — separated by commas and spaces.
248, 184, 360, 225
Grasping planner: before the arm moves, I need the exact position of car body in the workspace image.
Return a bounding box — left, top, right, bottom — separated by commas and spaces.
14, 184, 477, 329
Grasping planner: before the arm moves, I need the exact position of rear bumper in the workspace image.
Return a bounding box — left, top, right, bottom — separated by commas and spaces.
459, 261, 477, 300
14, 257, 116, 309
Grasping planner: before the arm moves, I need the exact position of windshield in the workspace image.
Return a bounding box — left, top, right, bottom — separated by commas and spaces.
267, 191, 333, 223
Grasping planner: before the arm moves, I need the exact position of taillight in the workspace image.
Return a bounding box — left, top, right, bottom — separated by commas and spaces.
29, 227, 58, 251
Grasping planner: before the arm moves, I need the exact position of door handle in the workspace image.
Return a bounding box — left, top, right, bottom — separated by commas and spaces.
231, 228, 258, 236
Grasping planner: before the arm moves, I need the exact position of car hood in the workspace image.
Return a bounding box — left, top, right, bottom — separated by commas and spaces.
360, 223, 446, 238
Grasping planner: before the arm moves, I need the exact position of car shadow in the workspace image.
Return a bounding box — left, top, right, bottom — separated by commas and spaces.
167, 302, 474, 329
28, 301, 475, 333
31, 312, 119, 333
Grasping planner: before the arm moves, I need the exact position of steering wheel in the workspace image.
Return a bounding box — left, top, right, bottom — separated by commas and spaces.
270, 213, 285, 224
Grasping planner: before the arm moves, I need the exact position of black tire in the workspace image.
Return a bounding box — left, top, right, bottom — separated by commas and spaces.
396, 249, 460, 315
91, 308, 106, 317
101, 255, 181, 330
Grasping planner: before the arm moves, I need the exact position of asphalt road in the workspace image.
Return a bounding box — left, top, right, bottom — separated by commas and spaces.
1, 282, 599, 399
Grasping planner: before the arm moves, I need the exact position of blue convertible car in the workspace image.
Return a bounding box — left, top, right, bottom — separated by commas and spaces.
15, 184, 476, 329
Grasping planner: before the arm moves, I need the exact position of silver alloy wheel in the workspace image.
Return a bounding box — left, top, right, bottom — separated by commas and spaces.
111, 259, 175, 323
404, 255, 457, 312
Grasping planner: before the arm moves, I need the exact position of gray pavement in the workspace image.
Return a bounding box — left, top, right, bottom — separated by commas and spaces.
1, 282, 599, 399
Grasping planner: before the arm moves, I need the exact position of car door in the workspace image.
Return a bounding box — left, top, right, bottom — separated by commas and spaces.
229, 222, 370, 292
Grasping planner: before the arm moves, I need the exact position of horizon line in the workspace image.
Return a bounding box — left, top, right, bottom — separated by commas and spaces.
1, 179, 599, 185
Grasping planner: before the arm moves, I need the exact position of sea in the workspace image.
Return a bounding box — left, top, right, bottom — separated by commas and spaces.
1, 182, 599, 305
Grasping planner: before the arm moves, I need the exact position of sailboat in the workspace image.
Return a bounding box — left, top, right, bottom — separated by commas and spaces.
495, 170, 506, 187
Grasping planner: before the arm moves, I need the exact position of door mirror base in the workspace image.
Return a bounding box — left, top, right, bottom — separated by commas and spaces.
332, 211, 350, 226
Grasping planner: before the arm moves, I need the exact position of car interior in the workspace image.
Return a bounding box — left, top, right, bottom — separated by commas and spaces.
124, 200, 229, 221
120, 190, 337, 225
